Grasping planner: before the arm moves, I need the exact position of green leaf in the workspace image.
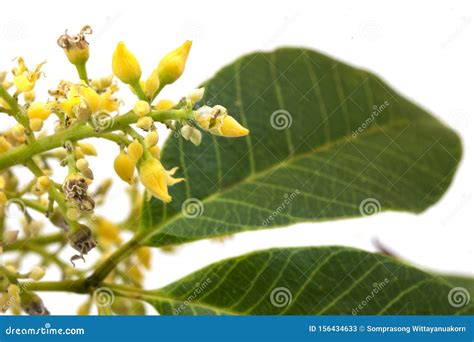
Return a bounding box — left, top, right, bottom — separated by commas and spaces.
142, 48, 461, 246
142, 247, 473, 315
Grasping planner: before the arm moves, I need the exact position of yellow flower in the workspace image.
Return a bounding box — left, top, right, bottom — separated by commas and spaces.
27, 102, 51, 120
145, 131, 158, 148
12, 57, 45, 93
78, 84, 100, 113
139, 158, 184, 203
157, 40, 192, 86
112, 42, 142, 85
114, 151, 135, 184
99, 88, 120, 113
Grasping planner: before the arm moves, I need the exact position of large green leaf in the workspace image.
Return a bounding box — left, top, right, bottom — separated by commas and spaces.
142, 247, 473, 315
141, 48, 461, 246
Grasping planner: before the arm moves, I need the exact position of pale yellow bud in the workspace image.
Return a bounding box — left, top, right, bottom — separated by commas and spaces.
112, 42, 142, 85
76, 158, 89, 171
36, 176, 51, 192
127, 140, 143, 164
189, 87, 205, 102
133, 100, 150, 117
145, 131, 158, 148
78, 143, 97, 156
23, 90, 36, 103
155, 99, 175, 111
12, 124, 26, 140
29, 118, 44, 132
149, 145, 161, 159
136, 116, 153, 131
3, 230, 19, 245
145, 70, 160, 98
157, 40, 192, 86
0, 136, 11, 153
27, 101, 51, 120
114, 151, 135, 185
29, 266, 45, 281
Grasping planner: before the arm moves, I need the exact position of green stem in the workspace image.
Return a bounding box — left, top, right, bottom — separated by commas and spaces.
0, 109, 192, 170
75, 63, 89, 84
4, 233, 65, 252
132, 82, 148, 101
25, 279, 86, 293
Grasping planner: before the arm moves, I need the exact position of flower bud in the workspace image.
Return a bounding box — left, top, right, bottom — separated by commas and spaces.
133, 100, 150, 117
189, 87, 205, 102
3, 230, 19, 245
23, 90, 36, 103
76, 158, 89, 171
29, 118, 44, 132
157, 40, 192, 86
148, 145, 160, 159
220, 115, 250, 137
136, 116, 153, 131
155, 99, 175, 111
144, 70, 160, 98
0, 136, 12, 153
36, 176, 51, 192
114, 151, 135, 184
78, 143, 97, 156
127, 140, 143, 164
145, 131, 158, 148
29, 266, 45, 281
112, 42, 142, 85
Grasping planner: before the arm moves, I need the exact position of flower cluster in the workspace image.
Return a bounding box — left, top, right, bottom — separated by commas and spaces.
0, 25, 248, 315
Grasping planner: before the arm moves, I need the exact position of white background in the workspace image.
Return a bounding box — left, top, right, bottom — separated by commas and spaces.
1, 0, 473, 314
